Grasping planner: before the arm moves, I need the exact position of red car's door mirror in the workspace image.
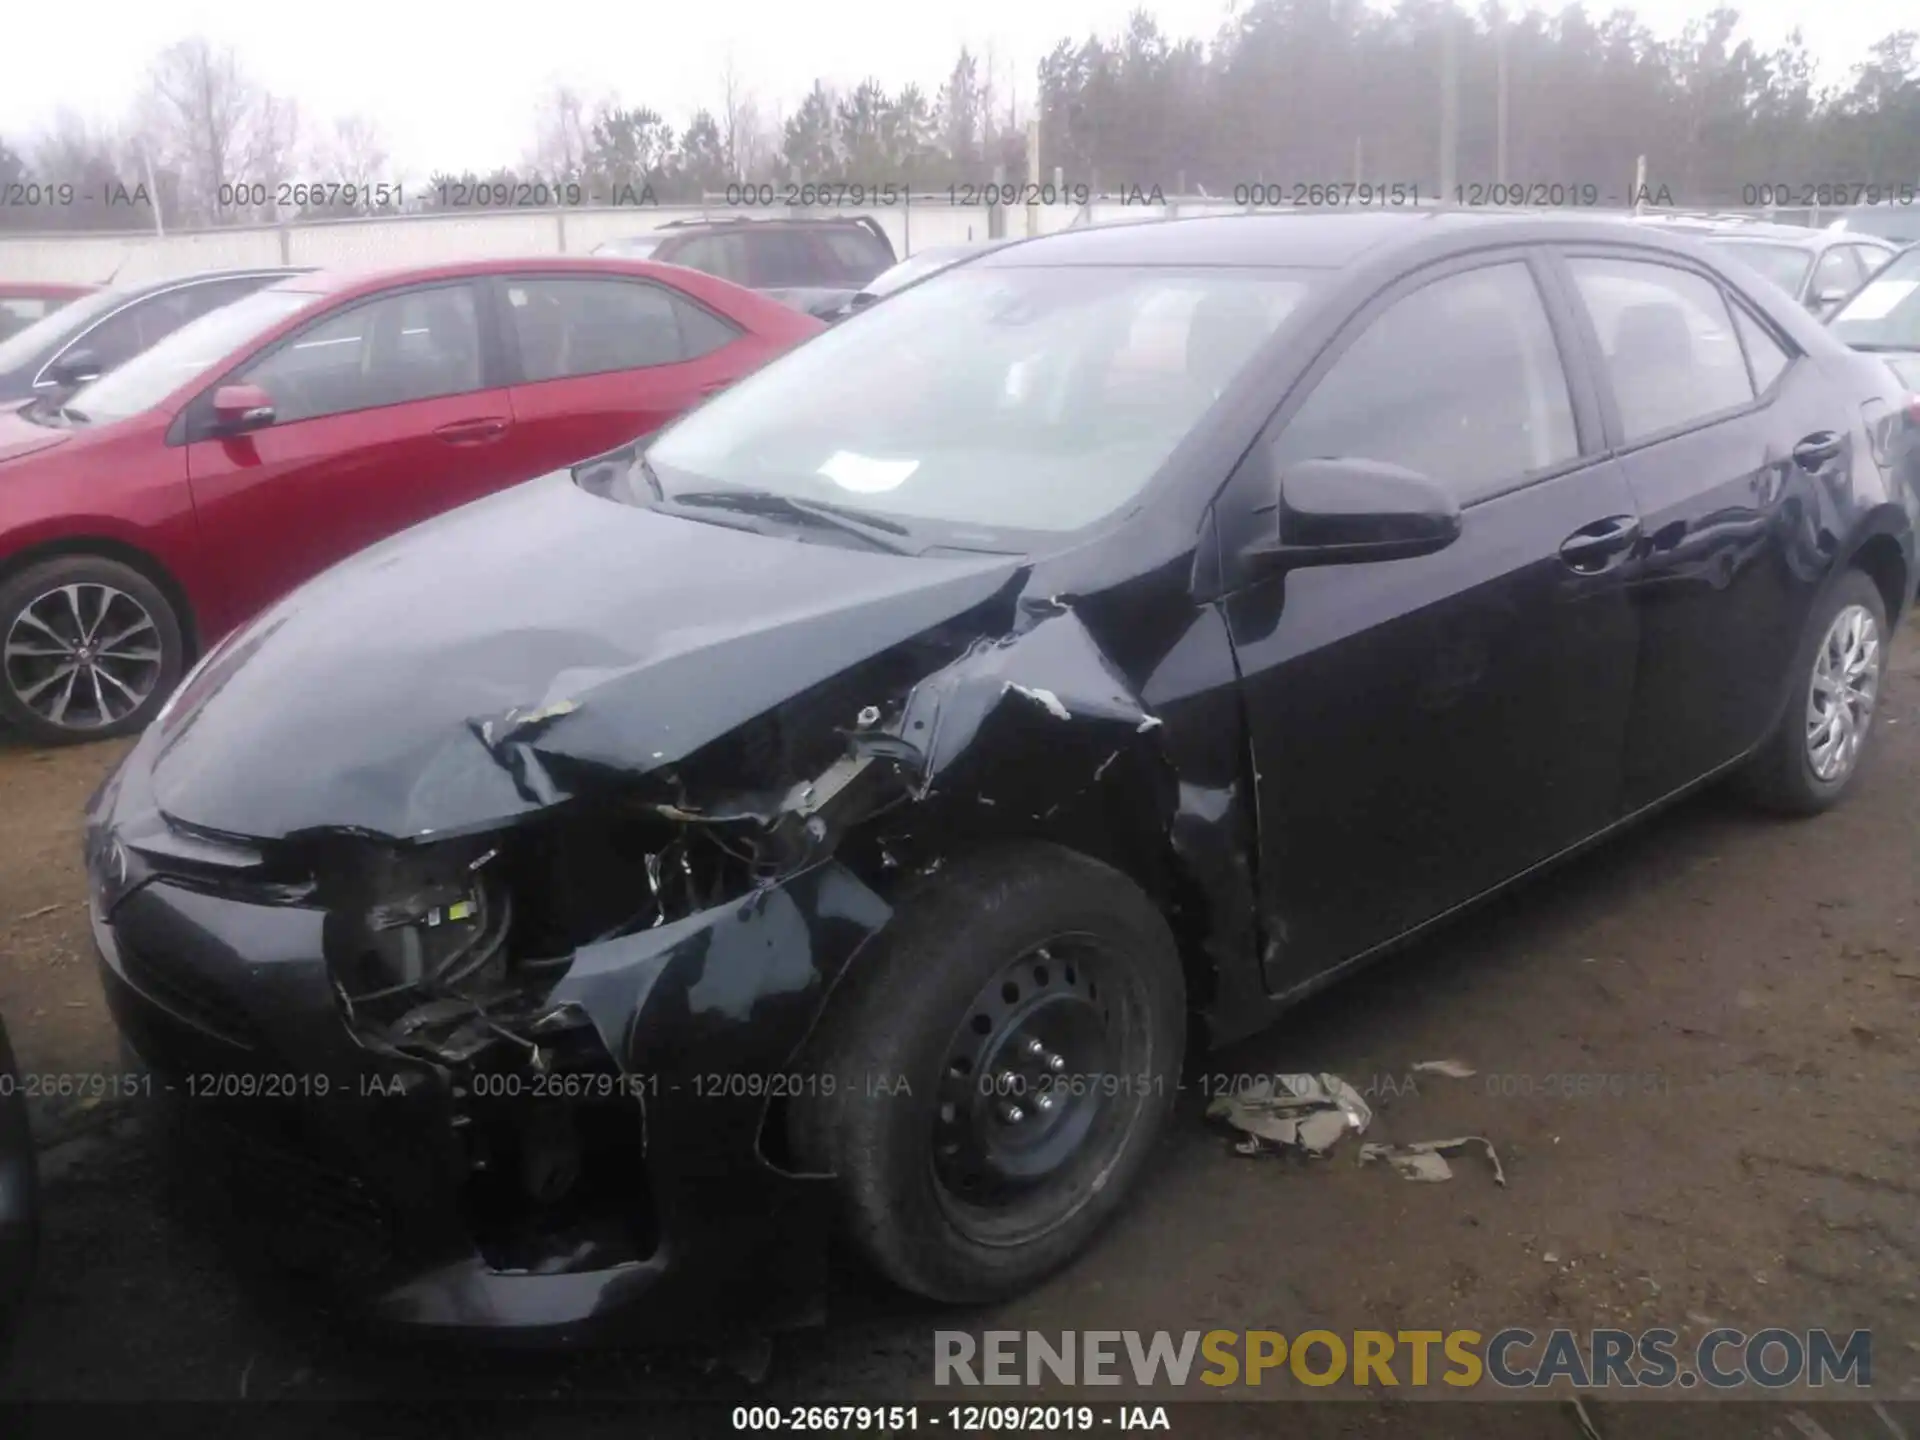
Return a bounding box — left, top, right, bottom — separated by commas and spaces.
212, 383, 276, 434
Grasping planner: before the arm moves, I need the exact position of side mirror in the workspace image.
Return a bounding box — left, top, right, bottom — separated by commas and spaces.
1257, 457, 1462, 568
211, 383, 276, 434
43, 348, 104, 389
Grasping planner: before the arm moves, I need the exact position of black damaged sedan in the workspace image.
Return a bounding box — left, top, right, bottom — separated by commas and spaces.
86, 211, 1919, 1339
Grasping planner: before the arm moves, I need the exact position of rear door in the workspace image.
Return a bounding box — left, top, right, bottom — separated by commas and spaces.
491, 273, 747, 474
1221, 251, 1642, 990
1555, 249, 1846, 809
183, 280, 521, 624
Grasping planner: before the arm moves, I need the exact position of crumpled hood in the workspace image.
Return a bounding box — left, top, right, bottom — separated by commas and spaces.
0, 408, 71, 465
149, 470, 1021, 842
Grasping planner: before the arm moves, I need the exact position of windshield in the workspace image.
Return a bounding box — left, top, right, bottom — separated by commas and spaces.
1829, 246, 1920, 350
0, 286, 125, 372
1704, 240, 1811, 296
62, 286, 319, 424
645, 264, 1316, 537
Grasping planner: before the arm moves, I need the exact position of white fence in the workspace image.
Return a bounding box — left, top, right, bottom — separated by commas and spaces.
0, 196, 1266, 286
0, 196, 1835, 287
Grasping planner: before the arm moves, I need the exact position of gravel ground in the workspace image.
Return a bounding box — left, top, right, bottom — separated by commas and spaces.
2, 633, 1919, 1426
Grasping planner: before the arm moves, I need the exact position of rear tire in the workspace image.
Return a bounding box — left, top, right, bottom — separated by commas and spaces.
1738, 568, 1887, 815
790, 843, 1186, 1303
0, 555, 184, 745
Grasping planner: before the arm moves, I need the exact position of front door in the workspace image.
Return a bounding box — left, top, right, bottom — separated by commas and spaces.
1219, 252, 1643, 992
185, 281, 522, 628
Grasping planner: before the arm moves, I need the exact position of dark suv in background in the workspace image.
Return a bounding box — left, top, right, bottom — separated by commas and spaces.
593, 216, 896, 318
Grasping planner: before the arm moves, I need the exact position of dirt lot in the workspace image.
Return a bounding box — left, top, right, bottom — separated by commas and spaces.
2, 635, 1920, 1423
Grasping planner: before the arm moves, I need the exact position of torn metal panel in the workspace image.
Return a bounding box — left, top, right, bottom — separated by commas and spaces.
888, 606, 1163, 787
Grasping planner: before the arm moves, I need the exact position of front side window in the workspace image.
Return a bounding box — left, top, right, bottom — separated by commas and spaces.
1830, 244, 1920, 350
60, 287, 320, 424
1568, 257, 1754, 444
643, 264, 1315, 536
238, 284, 483, 424
1270, 262, 1578, 503
506, 277, 737, 381
0, 287, 123, 374
66, 289, 200, 375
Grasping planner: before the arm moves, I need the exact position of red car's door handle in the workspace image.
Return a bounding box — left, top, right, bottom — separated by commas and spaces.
434, 417, 508, 445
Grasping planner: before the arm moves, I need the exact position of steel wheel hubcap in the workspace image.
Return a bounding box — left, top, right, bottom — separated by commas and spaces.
1806, 602, 1880, 783
4, 583, 162, 729
934, 942, 1117, 1221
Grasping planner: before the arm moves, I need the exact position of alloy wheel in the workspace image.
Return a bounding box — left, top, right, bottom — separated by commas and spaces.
1806, 602, 1880, 783
3, 583, 164, 732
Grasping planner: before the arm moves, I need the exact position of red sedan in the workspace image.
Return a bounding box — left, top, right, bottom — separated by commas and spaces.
0, 257, 821, 742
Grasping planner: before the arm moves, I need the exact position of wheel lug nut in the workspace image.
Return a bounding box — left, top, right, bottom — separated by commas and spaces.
1000, 1103, 1025, 1124
1025, 1037, 1045, 1056
998, 1071, 1018, 1092
1048, 1054, 1065, 1072
1035, 1092, 1055, 1112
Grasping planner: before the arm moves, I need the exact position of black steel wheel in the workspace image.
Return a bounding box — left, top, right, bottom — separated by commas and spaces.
790, 843, 1185, 1302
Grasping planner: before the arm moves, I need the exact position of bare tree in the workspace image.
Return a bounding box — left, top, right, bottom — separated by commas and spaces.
138, 36, 300, 226
720, 50, 748, 179
528, 83, 594, 179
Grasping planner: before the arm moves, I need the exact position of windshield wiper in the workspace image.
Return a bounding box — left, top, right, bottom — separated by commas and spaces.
667, 488, 916, 553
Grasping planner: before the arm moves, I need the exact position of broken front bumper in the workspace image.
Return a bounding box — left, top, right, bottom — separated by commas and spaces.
89, 859, 891, 1341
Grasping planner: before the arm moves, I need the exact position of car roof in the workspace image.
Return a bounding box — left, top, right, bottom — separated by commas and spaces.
270, 254, 751, 301
100, 267, 311, 299
976, 208, 1800, 271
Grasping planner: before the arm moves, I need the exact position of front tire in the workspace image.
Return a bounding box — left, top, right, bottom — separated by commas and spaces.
1739, 567, 1888, 815
0, 555, 185, 745
791, 843, 1186, 1303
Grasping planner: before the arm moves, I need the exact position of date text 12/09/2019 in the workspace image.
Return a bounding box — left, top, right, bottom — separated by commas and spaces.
731, 1406, 1171, 1431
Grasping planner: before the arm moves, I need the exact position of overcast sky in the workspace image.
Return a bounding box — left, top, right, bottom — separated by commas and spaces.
3, 0, 1910, 180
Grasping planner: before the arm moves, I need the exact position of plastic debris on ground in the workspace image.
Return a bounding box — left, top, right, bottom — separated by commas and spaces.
1359, 1135, 1507, 1187
1206, 1073, 1372, 1157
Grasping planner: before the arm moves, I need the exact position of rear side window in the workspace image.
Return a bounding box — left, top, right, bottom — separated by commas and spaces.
819, 228, 894, 284
1271, 261, 1579, 504
506, 277, 739, 382
750, 231, 830, 287
1567, 257, 1753, 444
668, 233, 751, 284
1730, 305, 1790, 394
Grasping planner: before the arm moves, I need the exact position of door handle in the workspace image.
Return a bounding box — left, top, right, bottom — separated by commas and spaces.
1558, 514, 1641, 574
434, 417, 508, 445
1791, 430, 1843, 471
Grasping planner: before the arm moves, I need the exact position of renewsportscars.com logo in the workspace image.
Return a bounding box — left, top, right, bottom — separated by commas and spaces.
934, 1328, 1873, 1390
